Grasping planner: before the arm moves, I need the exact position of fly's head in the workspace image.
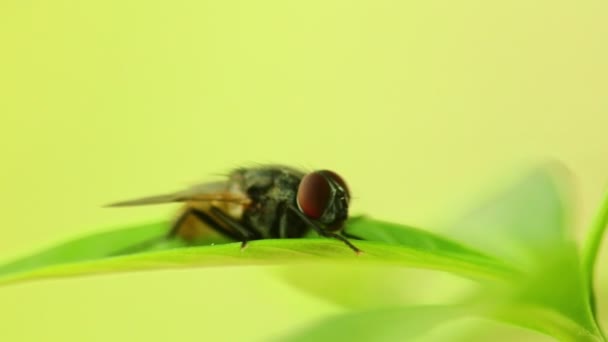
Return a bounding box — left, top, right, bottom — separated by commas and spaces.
296, 170, 350, 231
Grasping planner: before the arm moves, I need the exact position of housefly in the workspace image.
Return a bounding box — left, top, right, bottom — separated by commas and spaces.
107, 165, 361, 254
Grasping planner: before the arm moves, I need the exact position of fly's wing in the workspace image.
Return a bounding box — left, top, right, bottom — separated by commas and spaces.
105, 181, 251, 207
106, 181, 249, 250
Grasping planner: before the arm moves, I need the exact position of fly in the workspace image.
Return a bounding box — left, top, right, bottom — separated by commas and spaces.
107, 165, 361, 254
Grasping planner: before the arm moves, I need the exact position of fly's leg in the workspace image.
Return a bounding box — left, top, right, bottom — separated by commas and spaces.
208, 206, 259, 249
270, 202, 290, 239
189, 208, 250, 246
170, 208, 242, 241
167, 208, 196, 238
110, 208, 252, 256
288, 205, 362, 255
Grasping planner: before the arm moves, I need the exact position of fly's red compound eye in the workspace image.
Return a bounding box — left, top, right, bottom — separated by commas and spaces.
297, 172, 331, 219
319, 170, 350, 199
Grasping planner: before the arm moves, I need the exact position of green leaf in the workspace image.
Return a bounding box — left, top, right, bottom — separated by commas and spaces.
582, 188, 608, 313
0, 217, 514, 287
447, 164, 603, 339
0, 221, 227, 279
447, 163, 572, 264
489, 303, 604, 342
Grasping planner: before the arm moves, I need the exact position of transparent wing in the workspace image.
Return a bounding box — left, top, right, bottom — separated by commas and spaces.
105, 181, 250, 207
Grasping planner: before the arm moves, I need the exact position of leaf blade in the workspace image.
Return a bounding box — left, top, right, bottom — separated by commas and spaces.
446, 164, 603, 339
0, 218, 515, 287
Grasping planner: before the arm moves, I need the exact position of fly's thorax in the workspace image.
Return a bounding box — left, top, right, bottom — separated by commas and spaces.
237, 166, 306, 238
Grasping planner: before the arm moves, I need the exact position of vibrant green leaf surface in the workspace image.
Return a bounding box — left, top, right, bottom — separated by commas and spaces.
0, 217, 514, 287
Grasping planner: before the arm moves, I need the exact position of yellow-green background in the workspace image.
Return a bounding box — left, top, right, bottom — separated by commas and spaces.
1, 1, 607, 341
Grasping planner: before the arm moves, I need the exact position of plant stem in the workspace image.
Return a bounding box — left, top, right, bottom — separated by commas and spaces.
582, 187, 608, 335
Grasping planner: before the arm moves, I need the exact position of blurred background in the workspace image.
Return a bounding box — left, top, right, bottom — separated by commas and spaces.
0, 0, 606, 341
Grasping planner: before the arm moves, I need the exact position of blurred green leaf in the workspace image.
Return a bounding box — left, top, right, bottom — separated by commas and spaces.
448, 164, 572, 264
490, 303, 603, 342
281, 305, 462, 342
417, 316, 555, 342
279, 265, 477, 310
281, 301, 602, 342
447, 164, 603, 339
582, 188, 608, 313
0, 217, 514, 287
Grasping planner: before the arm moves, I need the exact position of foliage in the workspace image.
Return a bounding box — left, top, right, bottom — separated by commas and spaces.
0, 165, 606, 341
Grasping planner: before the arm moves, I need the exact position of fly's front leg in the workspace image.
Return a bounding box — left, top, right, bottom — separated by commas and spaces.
208, 206, 259, 249
169, 207, 258, 250
288, 205, 362, 254
167, 208, 195, 239
110, 208, 248, 256
170, 208, 242, 243
188, 208, 249, 246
